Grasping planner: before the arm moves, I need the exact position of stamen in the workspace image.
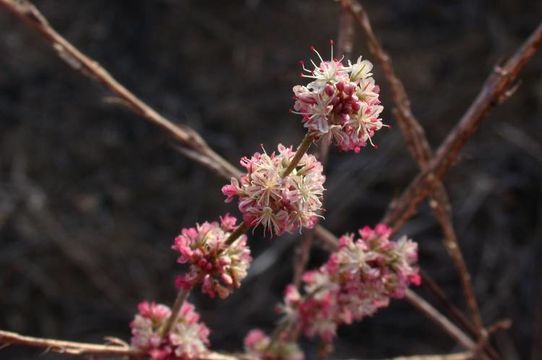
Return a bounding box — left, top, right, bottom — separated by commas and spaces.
310, 45, 325, 64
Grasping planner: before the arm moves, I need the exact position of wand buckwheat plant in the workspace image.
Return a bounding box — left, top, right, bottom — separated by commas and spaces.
130, 46, 417, 359
119, 44, 419, 360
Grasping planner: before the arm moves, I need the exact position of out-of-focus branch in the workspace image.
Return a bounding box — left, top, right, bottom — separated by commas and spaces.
0, 0, 240, 180
0, 330, 242, 360
380, 353, 472, 360
405, 290, 476, 351
339, 0, 483, 333
0, 330, 140, 357
382, 21, 542, 231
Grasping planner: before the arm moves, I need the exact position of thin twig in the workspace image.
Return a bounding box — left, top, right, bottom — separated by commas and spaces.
340, 0, 483, 333
293, 229, 315, 287
378, 353, 472, 360
282, 134, 314, 177
405, 290, 476, 351
382, 21, 542, 231
0, 0, 240, 181
161, 287, 191, 338
0, 330, 140, 357
0, 329, 242, 359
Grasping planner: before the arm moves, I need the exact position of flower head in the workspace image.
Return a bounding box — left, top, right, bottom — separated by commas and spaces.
279, 224, 419, 341
292, 43, 386, 152
130, 301, 209, 360
222, 144, 325, 236
173, 214, 252, 299
244, 328, 304, 360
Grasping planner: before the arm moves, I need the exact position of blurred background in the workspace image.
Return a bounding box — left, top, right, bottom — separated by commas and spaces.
1, 0, 542, 359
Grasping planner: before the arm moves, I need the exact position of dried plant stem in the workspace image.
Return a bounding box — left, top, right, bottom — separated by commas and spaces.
293, 229, 315, 287
0, 0, 240, 180
340, 0, 483, 333
0, 328, 470, 360
405, 290, 476, 351
161, 286, 191, 339
383, 21, 542, 231
0, 329, 140, 357
384, 354, 472, 360
0, 329, 240, 360
282, 134, 314, 177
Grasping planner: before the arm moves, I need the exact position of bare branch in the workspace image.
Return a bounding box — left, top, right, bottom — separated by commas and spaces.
383, 21, 542, 230
0, 0, 239, 180
379, 353, 472, 360
0, 330, 243, 359
0, 330, 140, 357
404, 290, 476, 351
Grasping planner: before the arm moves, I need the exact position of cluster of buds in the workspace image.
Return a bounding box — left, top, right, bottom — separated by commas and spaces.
292, 44, 385, 152
244, 329, 304, 360
130, 301, 209, 360
172, 214, 252, 299
222, 144, 325, 236
280, 224, 420, 341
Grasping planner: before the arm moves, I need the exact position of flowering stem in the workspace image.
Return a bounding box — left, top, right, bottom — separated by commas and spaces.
282, 134, 314, 177
225, 221, 250, 246
161, 286, 191, 339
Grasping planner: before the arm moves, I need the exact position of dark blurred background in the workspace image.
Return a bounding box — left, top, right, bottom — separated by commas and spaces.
1, 0, 542, 359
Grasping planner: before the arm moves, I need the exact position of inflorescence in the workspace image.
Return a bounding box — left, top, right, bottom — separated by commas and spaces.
280, 224, 420, 341
222, 144, 325, 236
292, 43, 386, 152
173, 214, 252, 299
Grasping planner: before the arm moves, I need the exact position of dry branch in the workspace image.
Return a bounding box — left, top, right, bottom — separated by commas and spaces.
382, 21, 542, 231
0, 330, 140, 357
0, 330, 241, 359
0, 0, 240, 181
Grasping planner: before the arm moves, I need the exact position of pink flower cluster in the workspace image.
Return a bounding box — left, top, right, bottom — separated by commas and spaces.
222, 144, 325, 236
244, 329, 304, 360
130, 301, 209, 360
173, 214, 252, 299
292, 44, 385, 152
280, 224, 419, 341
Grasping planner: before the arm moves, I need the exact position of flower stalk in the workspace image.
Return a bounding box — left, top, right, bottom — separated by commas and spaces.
224, 221, 250, 246
282, 134, 315, 177
161, 286, 191, 338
